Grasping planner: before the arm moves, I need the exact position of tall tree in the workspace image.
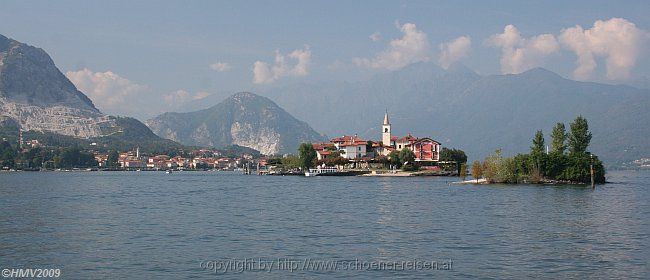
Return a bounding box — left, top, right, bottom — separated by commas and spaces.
107, 150, 119, 167
531, 130, 545, 154
550, 122, 567, 154
298, 143, 317, 170
471, 160, 483, 183
388, 150, 401, 168
568, 116, 592, 155
398, 148, 415, 165
459, 163, 467, 180
529, 130, 547, 178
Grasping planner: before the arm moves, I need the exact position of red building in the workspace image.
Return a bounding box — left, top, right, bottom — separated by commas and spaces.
410, 137, 441, 162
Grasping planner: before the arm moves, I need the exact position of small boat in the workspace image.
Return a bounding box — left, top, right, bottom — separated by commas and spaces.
166, 169, 173, 174
305, 167, 338, 177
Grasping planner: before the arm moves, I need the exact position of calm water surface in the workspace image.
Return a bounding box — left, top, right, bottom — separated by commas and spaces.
1, 170, 648, 279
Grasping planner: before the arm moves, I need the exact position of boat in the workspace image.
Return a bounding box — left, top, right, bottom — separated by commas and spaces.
166, 169, 173, 174
305, 167, 338, 177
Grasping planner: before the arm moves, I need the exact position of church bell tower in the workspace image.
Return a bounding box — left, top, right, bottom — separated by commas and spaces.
382, 111, 391, 147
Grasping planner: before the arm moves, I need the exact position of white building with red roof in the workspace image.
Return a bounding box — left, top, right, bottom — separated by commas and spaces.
330, 135, 367, 159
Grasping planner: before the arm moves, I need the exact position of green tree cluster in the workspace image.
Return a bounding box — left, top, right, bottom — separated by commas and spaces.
56, 147, 98, 168
318, 152, 348, 167
440, 147, 468, 175
298, 143, 317, 170
107, 150, 120, 167
280, 155, 300, 169
389, 149, 418, 171
0, 141, 99, 170
477, 116, 605, 184
0, 140, 16, 168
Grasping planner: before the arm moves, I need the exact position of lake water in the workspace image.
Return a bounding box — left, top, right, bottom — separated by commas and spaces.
1, 170, 648, 279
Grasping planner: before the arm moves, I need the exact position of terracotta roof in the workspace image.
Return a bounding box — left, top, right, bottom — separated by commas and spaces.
312, 143, 335, 151
331, 135, 367, 147
331, 135, 364, 142
339, 141, 366, 147
413, 137, 441, 145
396, 134, 417, 143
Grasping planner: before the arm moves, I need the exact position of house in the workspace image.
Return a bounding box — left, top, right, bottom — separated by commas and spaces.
411, 137, 441, 161
122, 160, 145, 168
330, 135, 367, 159
95, 154, 109, 167
312, 143, 337, 160
339, 141, 367, 159
147, 155, 170, 169
395, 134, 418, 150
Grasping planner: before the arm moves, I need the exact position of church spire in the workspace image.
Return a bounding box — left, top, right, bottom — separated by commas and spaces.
382, 110, 392, 147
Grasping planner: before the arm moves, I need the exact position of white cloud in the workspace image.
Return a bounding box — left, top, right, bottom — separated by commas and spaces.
192, 91, 211, 100
252, 46, 311, 84
163, 90, 190, 104
209, 62, 231, 72
369, 32, 382, 42
438, 36, 472, 69
353, 22, 430, 70
65, 68, 147, 112
163, 90, 211, 105
559, 18, 649, 81
487, 25, 560, 74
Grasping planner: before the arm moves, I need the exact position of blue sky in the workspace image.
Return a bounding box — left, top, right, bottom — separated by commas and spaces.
1, 0, 649, 118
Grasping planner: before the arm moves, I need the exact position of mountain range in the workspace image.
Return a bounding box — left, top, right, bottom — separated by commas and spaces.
159, 62, 650, 166
0, 34, 327, 155
249, 62, 649, 165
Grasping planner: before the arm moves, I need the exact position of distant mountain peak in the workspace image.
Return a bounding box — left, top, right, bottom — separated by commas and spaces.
517, 67, 564, 80
228, 92, 271, 104
446, 62, 477, 75
231, 91, 259, 99
0, 33, 97, 111
1, 34, 172, 147
147, 92, 325, 155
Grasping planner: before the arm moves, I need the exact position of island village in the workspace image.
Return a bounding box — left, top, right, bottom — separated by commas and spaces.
299, 111, 444, 176
2, 112, 459, 176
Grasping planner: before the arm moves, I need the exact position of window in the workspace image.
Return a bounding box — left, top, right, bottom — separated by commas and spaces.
384, 128, 388, 133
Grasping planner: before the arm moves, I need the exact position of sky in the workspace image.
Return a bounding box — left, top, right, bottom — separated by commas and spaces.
1, 0, 649, 119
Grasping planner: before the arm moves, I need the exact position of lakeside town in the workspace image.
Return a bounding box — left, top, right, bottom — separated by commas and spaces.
0, 112, 467, 176
0, 113, 607, 184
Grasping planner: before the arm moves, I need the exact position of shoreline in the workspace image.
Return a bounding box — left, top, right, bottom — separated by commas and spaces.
452, 178, 604, 186
0, 168, 237, 173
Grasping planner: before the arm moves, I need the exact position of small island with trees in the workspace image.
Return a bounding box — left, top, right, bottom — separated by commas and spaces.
467, 116, 605, 185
